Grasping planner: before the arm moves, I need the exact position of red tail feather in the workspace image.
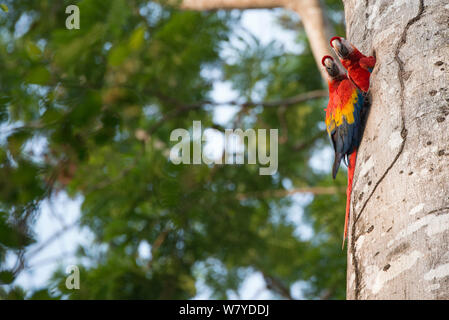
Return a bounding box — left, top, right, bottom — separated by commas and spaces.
342, 151, 357, 249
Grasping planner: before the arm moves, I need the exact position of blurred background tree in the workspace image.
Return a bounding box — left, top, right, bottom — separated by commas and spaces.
0, 0, 348, 299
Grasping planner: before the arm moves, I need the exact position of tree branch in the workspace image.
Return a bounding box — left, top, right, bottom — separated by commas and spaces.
26, 222, 79, 260
148, 89, 327, 134
237, 186, 342, 200
292, 131, 327, 152
261, 270, 294, 300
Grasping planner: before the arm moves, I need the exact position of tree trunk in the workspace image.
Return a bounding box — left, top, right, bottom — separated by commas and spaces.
344, 0, 449, 299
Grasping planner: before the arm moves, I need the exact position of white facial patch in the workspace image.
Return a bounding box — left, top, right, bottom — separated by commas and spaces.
331, 39, 341, 50
324, 58, 334, 68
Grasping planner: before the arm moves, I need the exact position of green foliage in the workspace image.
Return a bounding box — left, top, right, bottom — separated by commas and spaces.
0, 0, 347, 300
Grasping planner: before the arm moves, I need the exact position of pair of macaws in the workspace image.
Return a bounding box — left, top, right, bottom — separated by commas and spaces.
321, 37, 376, 248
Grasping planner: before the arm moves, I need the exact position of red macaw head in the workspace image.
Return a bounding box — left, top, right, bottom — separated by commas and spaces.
330, 36, 355, 60
321, 55, 344, 80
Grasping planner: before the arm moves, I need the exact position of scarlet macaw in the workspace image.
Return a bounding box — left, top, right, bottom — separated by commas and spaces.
330, 36, 376, 93
322, 55, 365, 247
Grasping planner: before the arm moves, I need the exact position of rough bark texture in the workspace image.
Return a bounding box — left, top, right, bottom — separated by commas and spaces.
343, 0, 449, 299
179, 0, 335, 79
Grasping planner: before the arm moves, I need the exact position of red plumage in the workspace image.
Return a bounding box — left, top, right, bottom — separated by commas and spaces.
322, 56, 365, 247
344, 151, 357, 248
330, 37, 376, 92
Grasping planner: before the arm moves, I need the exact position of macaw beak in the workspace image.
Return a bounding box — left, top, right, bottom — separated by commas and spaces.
332, 39, 349, 59
324, 58, 333, 70
323, 57, 340, 78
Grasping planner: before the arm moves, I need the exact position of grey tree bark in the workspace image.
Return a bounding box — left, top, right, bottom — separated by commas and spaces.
343, 0, 449, 299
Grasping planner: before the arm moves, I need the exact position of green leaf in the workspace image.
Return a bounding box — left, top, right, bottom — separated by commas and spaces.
129, 27, 145, 51
7, 130, 31, 157
106, 0, 130, 37
0, 4, 8, 12
0, 213, 35, 249
0, 103, 8, 123
29, 289, 56, 300
108, 44, 128, 66
26, 41, 42, 61
158, 179, 180, 208
25, 66, 51, 85
0, 271, 15, 285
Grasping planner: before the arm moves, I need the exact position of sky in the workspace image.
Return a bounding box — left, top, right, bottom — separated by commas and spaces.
10, 8, 332, 300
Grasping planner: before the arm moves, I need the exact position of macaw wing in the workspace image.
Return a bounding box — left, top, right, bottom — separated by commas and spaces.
335, 80, 364, 151
328, 80, 364, 177
325, 104, 336, 138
